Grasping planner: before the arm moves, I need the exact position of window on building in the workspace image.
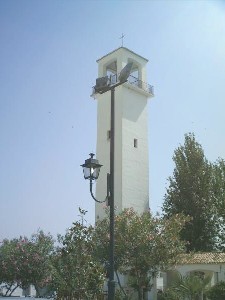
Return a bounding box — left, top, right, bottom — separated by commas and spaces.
107, 130, 111, 140
134, 138, 138, 148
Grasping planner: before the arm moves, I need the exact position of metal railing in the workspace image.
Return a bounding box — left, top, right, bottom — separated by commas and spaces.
92, 74, 154, 96
127, 74, 154, 95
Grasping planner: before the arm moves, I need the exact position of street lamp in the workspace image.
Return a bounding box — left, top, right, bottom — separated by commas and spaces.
81, 153, 108, 203
81, 153, 102, 180
81, 62, 133, 300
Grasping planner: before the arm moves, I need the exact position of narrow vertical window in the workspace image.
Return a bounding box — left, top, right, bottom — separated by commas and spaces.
134, 138, 138, 148
107, 130, 111, 140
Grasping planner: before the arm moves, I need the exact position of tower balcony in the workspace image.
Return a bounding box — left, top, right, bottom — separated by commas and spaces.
126, 74, 154, 96
92, 74, 154, 97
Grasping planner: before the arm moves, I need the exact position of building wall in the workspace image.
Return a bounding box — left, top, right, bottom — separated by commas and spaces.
165, 263, 225, 289
95, 90, 111, 220
121, 84, 149, 213
95, 47, 152, 221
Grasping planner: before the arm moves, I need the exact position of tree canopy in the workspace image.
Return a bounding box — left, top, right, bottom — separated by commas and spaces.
163, 133, 225, 252
51, 213, 105, 300
0, 231, 54, 296
0, 208, 188, 299
94, 208, 187, 299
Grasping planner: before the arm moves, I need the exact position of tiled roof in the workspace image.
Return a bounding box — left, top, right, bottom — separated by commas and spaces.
178, 252, 225, 265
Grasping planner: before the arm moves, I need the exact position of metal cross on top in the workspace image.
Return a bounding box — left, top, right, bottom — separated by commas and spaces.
119, 33, 125, 47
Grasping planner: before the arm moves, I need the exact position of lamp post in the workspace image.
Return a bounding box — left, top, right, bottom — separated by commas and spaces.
81, 62, 133, 300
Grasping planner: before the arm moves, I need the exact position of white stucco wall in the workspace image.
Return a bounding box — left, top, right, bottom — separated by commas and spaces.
175, 263, 225, 284
165, 263, 225, 290
121, 85, 149, 213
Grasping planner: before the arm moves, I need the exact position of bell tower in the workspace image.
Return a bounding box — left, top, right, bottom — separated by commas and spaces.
93, 47, 154, 221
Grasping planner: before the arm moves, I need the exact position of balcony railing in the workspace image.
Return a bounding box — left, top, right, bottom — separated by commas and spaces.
92, 74, 154, 96
127, 75, 154, 95
109, 74, 154, 95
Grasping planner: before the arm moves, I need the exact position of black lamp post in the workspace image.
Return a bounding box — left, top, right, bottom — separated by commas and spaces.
81, 62, 133, 300
81, 153, 108, 203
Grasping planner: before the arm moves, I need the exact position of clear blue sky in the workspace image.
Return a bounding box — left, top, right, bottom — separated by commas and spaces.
0, 0, 225, 240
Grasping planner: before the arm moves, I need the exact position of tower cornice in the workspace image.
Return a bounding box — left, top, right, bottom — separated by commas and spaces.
96, 47, 148, 63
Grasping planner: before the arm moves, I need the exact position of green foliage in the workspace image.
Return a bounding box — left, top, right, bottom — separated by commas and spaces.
94, 208, 187, 300
0, 231, 54, 296
51, 211, 105, 299
212, 159, 225, 250
206, 281, 225, 300
161, 272, 210, 300
163, 133, 225, 252
0, 238, 20, 295
0, 204, 201, 299
173, 273, 210, 299
157, 288, 182, 300
0, 210, 105, 299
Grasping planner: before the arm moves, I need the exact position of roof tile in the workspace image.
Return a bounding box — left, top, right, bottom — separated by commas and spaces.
178, 252, 225, 265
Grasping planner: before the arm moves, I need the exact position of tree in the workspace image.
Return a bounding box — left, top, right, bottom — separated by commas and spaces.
23, 231, 54, 296
163, 272, 210, 300
0, 238, 21, 296
162, 133, 220, 252
212, 159, 225, 250
173, 273, 210, 300
0, 231, 54, 296
51, 210, 105, 300
94, 208, 187, 300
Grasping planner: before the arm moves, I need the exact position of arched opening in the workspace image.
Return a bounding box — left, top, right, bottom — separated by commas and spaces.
105, 60, 117, 85
127, 61, 142, 89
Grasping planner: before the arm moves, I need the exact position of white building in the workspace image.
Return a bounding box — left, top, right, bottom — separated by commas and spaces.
93, 47, 154, 221
166, 252, 225, 289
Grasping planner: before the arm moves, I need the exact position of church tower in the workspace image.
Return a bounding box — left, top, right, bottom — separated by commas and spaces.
93, 47, 154, 221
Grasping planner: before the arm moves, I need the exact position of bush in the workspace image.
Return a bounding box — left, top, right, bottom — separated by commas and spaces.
206, 281, 225, 300
157, 289, 181, 300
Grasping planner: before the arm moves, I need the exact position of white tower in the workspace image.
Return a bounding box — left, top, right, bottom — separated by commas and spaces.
94, 47, 154, 221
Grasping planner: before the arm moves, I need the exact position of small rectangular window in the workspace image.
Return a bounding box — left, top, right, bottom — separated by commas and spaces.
107, 130, 111, 140
134, 138, 138, 148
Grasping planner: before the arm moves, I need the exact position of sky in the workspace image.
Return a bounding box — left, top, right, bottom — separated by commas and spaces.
0, 0, 225, 241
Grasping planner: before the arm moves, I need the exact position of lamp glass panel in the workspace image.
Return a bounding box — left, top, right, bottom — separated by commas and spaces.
83, 166, 101, 180
83, 167, 91, 179
92, 167, 101, 179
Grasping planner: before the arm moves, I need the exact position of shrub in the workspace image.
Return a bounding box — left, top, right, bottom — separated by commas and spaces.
206, 281, 225, 300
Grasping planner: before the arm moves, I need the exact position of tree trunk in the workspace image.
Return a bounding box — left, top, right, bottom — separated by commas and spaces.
137, 287, 143, 300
